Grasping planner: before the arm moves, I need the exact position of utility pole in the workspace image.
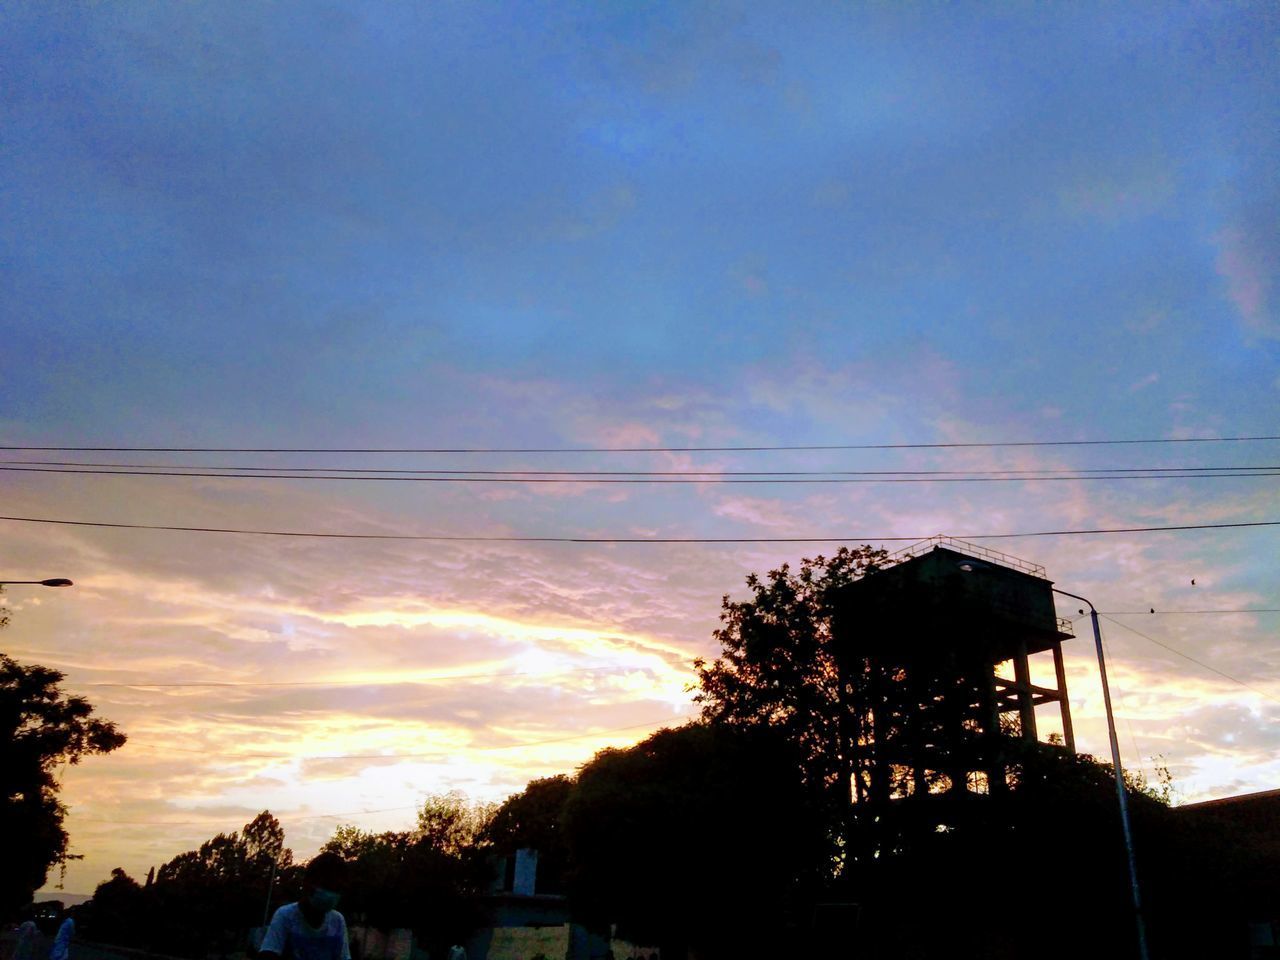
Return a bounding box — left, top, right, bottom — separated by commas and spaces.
261, 852, 280, 929
1053, 589, 1150, 960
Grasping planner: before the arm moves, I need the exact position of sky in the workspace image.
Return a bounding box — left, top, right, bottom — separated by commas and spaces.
1, 1, 1277, 895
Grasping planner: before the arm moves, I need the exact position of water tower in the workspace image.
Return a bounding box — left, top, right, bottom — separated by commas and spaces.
832, 537, 1076, 845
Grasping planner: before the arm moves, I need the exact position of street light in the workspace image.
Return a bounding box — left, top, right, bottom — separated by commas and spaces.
1053, 588, 1150, 960
0, 579, 74, 587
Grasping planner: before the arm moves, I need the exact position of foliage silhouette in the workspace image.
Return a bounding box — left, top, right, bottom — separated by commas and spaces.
692, 544, 889, 869
142, 810, 292, 957
320, 793, 494, 954
481, 775, 574, 894
82, 868, 147, 947
0, 650, 127, 917
563, 722, 828, 958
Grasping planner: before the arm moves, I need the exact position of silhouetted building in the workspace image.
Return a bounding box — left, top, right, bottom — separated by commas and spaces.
471, 848, 606, 960
1177, 789, 1280, 956
833, 537, 1076, 853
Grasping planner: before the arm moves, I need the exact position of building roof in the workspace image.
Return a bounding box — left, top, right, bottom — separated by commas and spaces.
1178, 787, 1280, 815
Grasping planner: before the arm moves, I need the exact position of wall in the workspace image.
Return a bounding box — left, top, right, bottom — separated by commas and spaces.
348, 925, 415, 960
484, 924, 570, 960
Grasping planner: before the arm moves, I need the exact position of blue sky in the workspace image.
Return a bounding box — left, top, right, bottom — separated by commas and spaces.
5, 1, 1275, 442
1, 1, 1277, 892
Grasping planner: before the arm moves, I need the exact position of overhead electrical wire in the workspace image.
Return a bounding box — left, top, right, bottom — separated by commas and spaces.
3, 434, 1278, 453
2, 463, 1278, 484
24, 431, 1271, 834
1100, 614, 1280, 706
73, 804, 424, 827
1102, 609, 1280, 615
75, 664, 657, 689
1100, 630, 1154, 786
2, 514, 1278, 542
4, 458, 1278, 476
29, 612, 1273, 690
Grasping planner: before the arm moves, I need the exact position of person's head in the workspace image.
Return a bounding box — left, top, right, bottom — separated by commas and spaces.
302, 852, 348, 913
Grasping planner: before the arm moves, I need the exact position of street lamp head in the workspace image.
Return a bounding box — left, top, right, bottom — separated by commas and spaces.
40, 578, 73, 587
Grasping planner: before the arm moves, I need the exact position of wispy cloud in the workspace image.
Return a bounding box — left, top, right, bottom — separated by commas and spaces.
1215, 226, 1278, 339
4, 0, 1277, 896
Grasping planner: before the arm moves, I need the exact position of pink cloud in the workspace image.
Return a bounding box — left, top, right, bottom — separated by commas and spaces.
1215, 227, 1278, 338
8, 370, 1279, 895
711, 494, 804, 531
592, 421, 662, 448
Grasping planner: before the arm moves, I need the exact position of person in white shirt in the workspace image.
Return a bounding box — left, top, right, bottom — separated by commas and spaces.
258, 853, 350, 960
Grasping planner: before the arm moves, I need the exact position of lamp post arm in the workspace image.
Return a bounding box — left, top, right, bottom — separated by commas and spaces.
1053, 587, 1149, 960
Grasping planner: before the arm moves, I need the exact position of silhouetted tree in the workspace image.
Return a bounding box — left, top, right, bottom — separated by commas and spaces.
84, 868, 148, 946
563, 722, 828, 959
480, 775, 574, 894
321, 793, 493, 954
321, 823, 385, 862
243, 810, 289, 872
416, 790, 495, 857
693, 545, 888, 867
147, 810, 292, 956
0, 650, 127, 917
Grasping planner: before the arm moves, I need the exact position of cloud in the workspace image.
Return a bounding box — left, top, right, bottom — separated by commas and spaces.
711, 494, 808, 531
1215, 226, 1278, 339
10, 382, 1279, 894
3, 0, 1276, 900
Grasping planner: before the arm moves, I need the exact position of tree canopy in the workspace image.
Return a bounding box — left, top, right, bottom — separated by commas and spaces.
320, 793, 494, 953
0, 651, 127, 917
481, 775, 573, 894
693, 545, 888, 863
143, 810, 293, 956
563, 722, 828, 957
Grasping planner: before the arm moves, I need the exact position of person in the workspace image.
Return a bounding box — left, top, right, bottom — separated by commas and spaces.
447, 945, 467, 960
9, 913, 38, 960
48, 914, 74, 960
258, 852, 351, 960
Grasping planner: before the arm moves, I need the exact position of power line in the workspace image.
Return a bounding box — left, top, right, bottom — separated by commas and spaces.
3, 464, 1277, 484
1099, 614, 1280, 706
3, 434, 1278, 454
72, 804, 422, 827
2, 514, 1279, 542
76, 664, 665, 689
1100, 630, 1149, 784
5, 458, 1279, 476
53, 618, 1280, 687
1102, 609, 1280, 615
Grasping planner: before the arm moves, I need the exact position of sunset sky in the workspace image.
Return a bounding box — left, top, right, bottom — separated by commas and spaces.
2, 2, 1277, 895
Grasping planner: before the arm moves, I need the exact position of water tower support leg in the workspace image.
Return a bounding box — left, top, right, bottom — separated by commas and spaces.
1013, 640, 1038, 741
1052, 640, 1076, 753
